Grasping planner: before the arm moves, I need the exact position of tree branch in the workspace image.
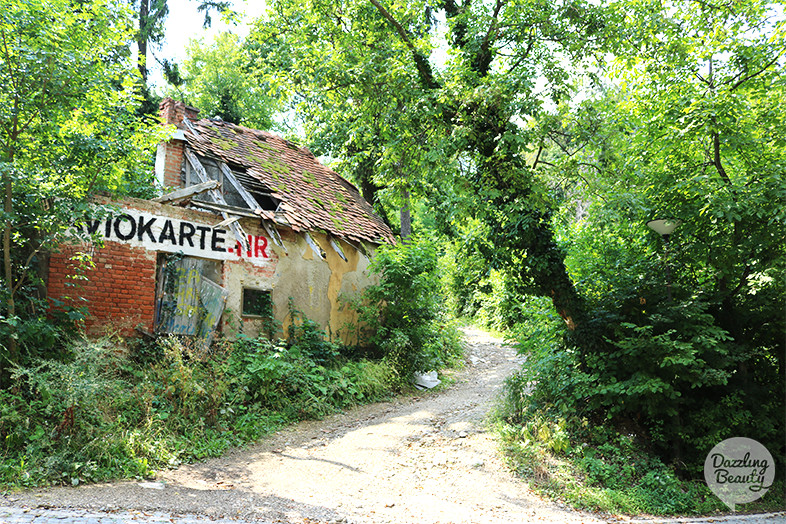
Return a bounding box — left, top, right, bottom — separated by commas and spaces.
578, 161, 603, 173
474, 0, 505, 75
728, 47, 786, 91
507, 30, 536, 74
532, 142, 544, 169
368, 0, 440, 89
712, 130, 733, 188
727, 264, 751, 300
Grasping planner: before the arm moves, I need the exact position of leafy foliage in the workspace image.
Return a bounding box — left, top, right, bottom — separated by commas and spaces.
347, 238, 463, 381
247, 0, 457, 233
471, 0, 786, 500
496, 409, 749, 515
168, 33, 277, 129
497, 301, 785, 515
0, 311, 396, 487
0, 0, 166, 373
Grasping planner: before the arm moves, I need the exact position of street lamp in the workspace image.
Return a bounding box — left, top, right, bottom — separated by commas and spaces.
647, 218, 681, 301
646, 218, 680, 240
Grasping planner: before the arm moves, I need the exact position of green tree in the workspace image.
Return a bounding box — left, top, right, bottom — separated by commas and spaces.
0, 0, 165, 364
133, 0, 231, 85
247, 1, 455, 236
246, 0, 784, 475
170, 32, 276, 129
249, 0, 616, 316
524, 0, 786, 471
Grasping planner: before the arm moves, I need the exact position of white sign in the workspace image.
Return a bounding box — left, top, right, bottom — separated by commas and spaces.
704, 437, 774, 511
75, 207, 272, 266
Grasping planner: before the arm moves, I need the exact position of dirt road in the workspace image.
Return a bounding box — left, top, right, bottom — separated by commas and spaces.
4, 327, 606, 523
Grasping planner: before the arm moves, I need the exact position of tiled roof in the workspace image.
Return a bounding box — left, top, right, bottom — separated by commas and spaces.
183, 118, 394, 245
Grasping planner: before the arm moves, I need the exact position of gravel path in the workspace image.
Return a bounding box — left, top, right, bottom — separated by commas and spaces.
2, 327, 782, 524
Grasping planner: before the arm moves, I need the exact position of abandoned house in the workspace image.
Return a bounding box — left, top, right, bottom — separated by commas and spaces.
46, 98, 395, 342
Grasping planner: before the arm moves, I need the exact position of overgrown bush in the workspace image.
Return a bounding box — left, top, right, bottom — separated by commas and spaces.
346, 238, 463, 382
496, 286, 785, 513
0, 340, 155, 486
0, 308, 397, 487
228, 333, 391, 420
492, 167, 786, 491
497, 371, 785, 515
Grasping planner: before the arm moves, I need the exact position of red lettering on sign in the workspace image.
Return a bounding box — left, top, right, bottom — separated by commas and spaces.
255, 235, 268, 258
227, 235, 269, 259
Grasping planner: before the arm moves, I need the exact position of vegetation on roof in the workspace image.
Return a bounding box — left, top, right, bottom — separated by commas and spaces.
184, 119, 394, 245
212, 135, 238, 152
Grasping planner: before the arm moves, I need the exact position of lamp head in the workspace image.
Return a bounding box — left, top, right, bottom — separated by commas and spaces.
647, 218, 681, 238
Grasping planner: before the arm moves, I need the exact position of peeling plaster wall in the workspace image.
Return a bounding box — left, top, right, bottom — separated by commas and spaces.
220, 219, 280, 337
224, 225, 377, 343
49, 196, 380, 343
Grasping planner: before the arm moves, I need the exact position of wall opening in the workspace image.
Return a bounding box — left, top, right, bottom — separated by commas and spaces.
154, 254, 227, 341
241, 288, 273, 318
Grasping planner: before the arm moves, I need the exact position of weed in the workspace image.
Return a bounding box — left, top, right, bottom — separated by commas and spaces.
344, 238, 464, 383
495, 381, 786, 516
0, 310, 399, 488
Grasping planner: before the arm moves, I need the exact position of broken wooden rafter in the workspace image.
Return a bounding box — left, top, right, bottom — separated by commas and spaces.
347, 239, 369, 258
304, 231, 326, 260
184, 148, 249, 252
214, 216, 241, 229
218, 162, 263, 213
262, 220, 286, 253
153, 180, 220, 204
328, 235, 348, 262
184, 149, 224, 202
182, 117, 201, 137
190, 200, 259, 219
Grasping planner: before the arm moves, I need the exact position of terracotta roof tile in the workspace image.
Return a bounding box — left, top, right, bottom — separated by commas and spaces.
183, 119, 394, 245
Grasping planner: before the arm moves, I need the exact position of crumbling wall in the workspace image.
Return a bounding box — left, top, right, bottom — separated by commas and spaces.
49, 195, 378, 343
48, 241, 157, 337
222, 229, 376, 344
47, 195, 274, 337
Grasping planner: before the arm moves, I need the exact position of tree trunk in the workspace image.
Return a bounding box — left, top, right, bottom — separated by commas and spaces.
352, 150, 393, 229
368, 0, 590, 346
3, 159, 17, 362
138, 0, 149, 84
400, 186, 412, 241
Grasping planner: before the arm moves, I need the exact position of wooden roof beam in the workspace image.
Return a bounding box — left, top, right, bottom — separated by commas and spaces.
153, 180, 220, 204
185, 148, 249, 252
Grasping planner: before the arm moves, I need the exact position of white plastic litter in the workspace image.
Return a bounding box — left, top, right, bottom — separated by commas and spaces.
138, 482, 166, 490
413, 371, 441, 390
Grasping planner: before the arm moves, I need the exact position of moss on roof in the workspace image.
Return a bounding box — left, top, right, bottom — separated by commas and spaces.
183, 119, 394, 245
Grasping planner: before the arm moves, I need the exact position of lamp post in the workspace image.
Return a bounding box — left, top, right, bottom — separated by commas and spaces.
647, 218, 680, 302
647, 217, 682, 461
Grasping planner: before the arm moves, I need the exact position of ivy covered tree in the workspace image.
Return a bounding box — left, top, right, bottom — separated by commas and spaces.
248, 0, 613, 313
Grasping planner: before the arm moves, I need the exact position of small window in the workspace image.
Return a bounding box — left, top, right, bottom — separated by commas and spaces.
242, 288, 272, 317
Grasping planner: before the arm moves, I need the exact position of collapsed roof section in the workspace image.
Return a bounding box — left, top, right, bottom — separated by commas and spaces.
178, 116, 395, 247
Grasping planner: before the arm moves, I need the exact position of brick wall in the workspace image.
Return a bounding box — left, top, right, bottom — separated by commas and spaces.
159, 97, 199, 127
158, 98, 199, 190
46, 196, 208, 336
161, 139, 184, 189
48, 241, 157, 337
48, 196, 281, 339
